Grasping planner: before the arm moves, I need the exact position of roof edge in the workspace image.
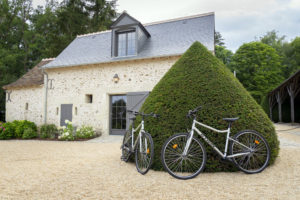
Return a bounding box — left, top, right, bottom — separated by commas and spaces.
144, 12, 215, 26
76, 11, 215, 38
42, 58, 55, 61
44, 54, 183, 69
3, 84, 43, 90
269, 69, 300, 96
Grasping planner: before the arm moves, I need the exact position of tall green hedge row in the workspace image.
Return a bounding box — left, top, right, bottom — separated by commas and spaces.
139, 42, 279, 172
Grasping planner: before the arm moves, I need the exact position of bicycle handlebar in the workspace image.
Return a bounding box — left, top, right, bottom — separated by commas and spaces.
186, 106, 202, 118
127, 110, 160, 118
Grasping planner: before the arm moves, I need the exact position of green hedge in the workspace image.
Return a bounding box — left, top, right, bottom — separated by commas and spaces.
139, 42, 279, 172
0, 120, 38, 139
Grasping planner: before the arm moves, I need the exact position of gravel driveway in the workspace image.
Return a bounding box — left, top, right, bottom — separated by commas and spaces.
0, 124, 299, 200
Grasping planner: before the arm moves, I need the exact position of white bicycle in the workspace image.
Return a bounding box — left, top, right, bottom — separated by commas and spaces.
161, 106, 270, 180
121, 110, 159, 174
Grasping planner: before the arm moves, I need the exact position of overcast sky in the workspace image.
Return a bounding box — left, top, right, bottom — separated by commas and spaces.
33, 0, 300, 52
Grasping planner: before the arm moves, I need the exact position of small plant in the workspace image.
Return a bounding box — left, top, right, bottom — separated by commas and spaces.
22, 128, 38, 139
0, 122, 6, 139
40, 124, 58, 139
76, 125, 96, 139
58, 120, 75, 141
0, 122, 15, 139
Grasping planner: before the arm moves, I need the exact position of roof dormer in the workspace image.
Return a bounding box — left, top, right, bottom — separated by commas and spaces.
111, 12, 150, 58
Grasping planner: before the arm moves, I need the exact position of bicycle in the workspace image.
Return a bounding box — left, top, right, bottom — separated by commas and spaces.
121, 110, 159, 174
161, 106, 270, 180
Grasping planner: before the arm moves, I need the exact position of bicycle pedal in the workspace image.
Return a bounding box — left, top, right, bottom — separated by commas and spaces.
220, 157, 232, 164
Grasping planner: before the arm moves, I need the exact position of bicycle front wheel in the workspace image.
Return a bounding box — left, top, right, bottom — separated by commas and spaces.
135, 132, 154, 175
121, 130, 132, 162
161, 133, 206, 180
230, 130, 270, 174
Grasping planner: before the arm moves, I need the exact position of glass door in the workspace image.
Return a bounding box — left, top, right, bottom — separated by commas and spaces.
110, 95, 127, 135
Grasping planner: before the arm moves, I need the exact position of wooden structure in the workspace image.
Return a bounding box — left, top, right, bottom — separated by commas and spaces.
268, 70, 300, 123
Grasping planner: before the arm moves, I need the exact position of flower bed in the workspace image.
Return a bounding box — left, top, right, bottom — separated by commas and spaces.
0, 120, 101, 141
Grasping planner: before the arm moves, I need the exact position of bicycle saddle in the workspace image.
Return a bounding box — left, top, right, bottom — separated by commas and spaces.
222, 117, 239, 122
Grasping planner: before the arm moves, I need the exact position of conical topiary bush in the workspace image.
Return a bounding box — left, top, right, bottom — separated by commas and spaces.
139, 42, 279, 172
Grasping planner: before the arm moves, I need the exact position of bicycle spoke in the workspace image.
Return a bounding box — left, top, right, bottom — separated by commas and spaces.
162, 134, 206, 179
135, 133, 153, 174
231, 131, 270, 173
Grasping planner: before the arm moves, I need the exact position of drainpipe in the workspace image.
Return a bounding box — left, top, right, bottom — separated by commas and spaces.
43, 69, 48, 124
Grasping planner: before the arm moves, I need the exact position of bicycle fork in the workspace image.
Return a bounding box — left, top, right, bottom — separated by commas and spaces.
183, 120, 196, 156
139, 120, 146, 153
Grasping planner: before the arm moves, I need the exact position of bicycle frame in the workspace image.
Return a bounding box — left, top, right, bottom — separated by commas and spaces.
183, 118, 252, 159
129, 119, 147, 153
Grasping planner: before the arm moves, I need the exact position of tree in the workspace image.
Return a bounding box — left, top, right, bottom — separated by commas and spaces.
215, 31, 225, 46
30, 1, 63, 59
260, 30, 286, 55
56, 0, 90, 47
0, 0, 32, 112
229, 42, 284, 104
215, 45, 233, 66
138, 42, 279, 172
285, 37, 300, 76
86, 0, 117, 32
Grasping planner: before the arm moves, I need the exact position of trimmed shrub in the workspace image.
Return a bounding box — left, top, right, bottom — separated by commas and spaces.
76, 126, 96, 139
139, 42, 279, 172
22, 128, 38, 139
13, 120, 38, 138
40, 124, 58, 139
0, 122, 16, 139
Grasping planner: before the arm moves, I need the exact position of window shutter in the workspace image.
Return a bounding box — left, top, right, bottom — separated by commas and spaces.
126, 91, 150, 129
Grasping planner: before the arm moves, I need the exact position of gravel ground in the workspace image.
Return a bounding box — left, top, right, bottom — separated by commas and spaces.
0, 124, 299, 200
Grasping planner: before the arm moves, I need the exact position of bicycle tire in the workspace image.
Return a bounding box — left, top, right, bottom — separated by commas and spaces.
229, 130, 270, 174
135, 132, 154, 175
161, 133, 207, 180
121, 130, 132, 162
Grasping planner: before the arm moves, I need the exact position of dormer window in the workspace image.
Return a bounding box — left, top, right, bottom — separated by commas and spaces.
117, 31, 136, 57
111, 12, 151, 58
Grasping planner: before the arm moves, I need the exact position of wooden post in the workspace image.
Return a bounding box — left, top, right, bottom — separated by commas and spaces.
268, 95, 276, 121
276, 92, 282, 122
287, 85, 295, 123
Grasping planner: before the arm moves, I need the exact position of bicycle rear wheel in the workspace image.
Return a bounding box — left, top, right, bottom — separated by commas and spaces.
161, 133, 206, 180
135, 132, 154, 175
230, 130, 270, 174
121, 130, 132, 162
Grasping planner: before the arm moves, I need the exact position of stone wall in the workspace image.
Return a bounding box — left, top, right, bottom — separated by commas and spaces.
45, 56, 179, 135
5, 86, 44, 125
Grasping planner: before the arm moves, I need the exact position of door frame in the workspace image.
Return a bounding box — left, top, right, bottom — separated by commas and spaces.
109, 94, 127, 135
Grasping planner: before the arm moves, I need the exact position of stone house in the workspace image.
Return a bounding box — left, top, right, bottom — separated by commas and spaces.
3, 12, 215, 135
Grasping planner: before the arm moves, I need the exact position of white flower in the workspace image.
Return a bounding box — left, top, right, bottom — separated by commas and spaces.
62, 126, 66, 129
65, 120, 69, 124
65, 132, 69, 136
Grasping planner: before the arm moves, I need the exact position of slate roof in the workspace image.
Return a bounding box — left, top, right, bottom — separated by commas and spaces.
3, 59, 54, 89
44, 12, 215, 69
